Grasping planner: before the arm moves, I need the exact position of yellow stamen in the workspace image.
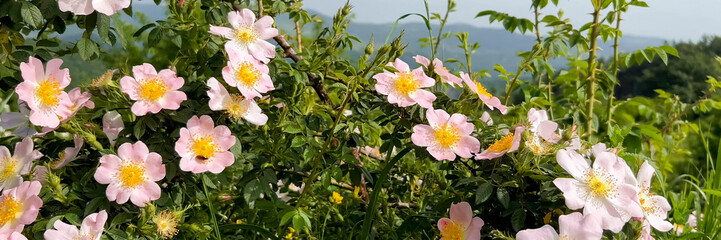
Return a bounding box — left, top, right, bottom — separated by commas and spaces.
234, 28, 257, 44
474, 81, 493, 98
434, 123, 461, 148
0, 157, 18, 182
441, 220, 464, 240
155, 210, 179, 239
91, 70, 114, 87
585, 169, 617, 198
36, 77, 62, 107
225, 94, 248, 120
118, 163, 146, 189
488, 134, 514, 152
393, 72, 419, 95
639, 192, 659, 214
191, 136, 218, 160
235, 62, 261, 87
139, 77, 169, 101
0, 195, 20, 226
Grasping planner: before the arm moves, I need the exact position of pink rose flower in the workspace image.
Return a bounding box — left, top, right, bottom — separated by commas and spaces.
437, 202, 483, 240
58, 0, 130, 15
102, 110, 124, 145
209, 9, 279, 63
63, 87, 95, 119
527, 108, 560, 143
553, 148, 644, 232
461, 72, 507, 114
0, 181, 43, 234
0, 101, 36, 137
411, 108, 480, 161
120, 63, 187, 116
636, 161, 673, 239
475, 126, 524, 160
480, 111, 493, 126
15, 57, 73, 128
44, 210, 107, 240
516, 212, 603, 240
94, 141, 166, 207
414, 55, 463, 87
206, 77, 268, 126
373, 58, 436, 108
0, 232, 27, 240
221, 46, 274, 99
51, 135, 84, 169
0, 137, 42, 191
175, 115, 237, 174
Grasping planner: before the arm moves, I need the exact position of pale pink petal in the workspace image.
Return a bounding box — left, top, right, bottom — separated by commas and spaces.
637, 161, 656, 189
516, 225, 558, 240
212, 126, 235, 150
538, 121, 560, 143
243, 106, 268, 126
119, 76, 141, 100
647, 214, 673, 232
556, 149, 590, 180
144, 153, 166, 181
437, 218, 451, 235
474, 150, 505, 160
411, 125, 433, 147
94, 155, 121, 184
58, 0, 94, 15
248, 40, 276, 63
454, 136, 480, 158
237, 9, 256, 27
553, 178, 586, 210
209, 25, 234, 39
480, 111, 493, 125
158, 69, 184, 90
508, 125, 524, 152
608, 184, 644, 218
46, 220, 80, 240
449, 202, 473, 227
175, 128, 192, 157
560, 212, 603, 239
92, 0, 130, 15
132, 63, 158, 81
412, 68, 435, 88
29, 107, 61, 128
464, 217, 484, 240
390, 58, 410, 72
427, 146, 456, 161
255, 16, 278, 39
158, 91, 187, 110
413, 55, 430, 67
425, 108, 450, 127
449, 114, 473, 135
206, 77, 229, 111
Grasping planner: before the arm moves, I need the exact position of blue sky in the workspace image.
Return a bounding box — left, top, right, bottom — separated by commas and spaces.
303, 0, 721, 41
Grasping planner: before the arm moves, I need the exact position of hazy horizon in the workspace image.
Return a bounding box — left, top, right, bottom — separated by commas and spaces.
302, 0, 721, 42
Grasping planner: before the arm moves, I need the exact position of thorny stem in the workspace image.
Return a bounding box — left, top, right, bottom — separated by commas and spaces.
295, 21, 303, 52
503, 62, 530, 105
431, 0, 453, 60
585, 2, 602, 140
606, 2, 623, 131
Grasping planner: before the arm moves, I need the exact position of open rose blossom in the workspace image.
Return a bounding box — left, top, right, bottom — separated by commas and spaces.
120, 63, 187, 116
175, 115, 237, 174
461, 72, 507, 114
636, 161, 673, 239
0, 181, 43, 234
553, 148, 644, 232
102, 111, 124, 145
62, 87, 95, 120
527, 108, 560, 143
51, 135, 84, 169
0, 137, 42, 191
209, 8, 279, 63
475, 126, 524, 160
413, 55, 463, 87
15, 57, 73, 128
373, 58, 436, 108
221, 46, 274, 99
516, 212, 603, 240
94, 141, 166, 207
44, 210, 107, 240
206, 77, 268, 126
411, 108, 480, 161
58, 0, 129, 16
437, 202, 483, 240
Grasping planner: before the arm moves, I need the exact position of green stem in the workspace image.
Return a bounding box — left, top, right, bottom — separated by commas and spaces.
202, 175, 222, 240
585, 2, 602, 140
360, 144, 408, 239
431, 0, 452, 59
606, 2, 622, 131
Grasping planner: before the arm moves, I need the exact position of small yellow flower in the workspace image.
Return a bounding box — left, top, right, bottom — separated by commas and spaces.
235, 219, 243, 224
154, 210, 179, 239
330, 192, 343, 205
353, 186, 363, 199
284, 227, 297, 240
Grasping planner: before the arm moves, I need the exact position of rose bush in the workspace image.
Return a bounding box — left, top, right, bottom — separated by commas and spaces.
0, 0, 718, 239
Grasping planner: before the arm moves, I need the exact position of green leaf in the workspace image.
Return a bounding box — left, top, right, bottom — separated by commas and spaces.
511, 209, 526, 231
133, 23, 156, 37
76, 38, 98, 60
497, 187, 510, 208
65, 213, 81, 225
20, 2, 43, 28
475, 183, 493, 204
653, 47, 668, 65
660, 45, 679, 57
96, 13, 111, 44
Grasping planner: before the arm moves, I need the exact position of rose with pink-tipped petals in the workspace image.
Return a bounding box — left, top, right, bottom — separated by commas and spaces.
207, 77, 268, 125
221, 46, 274, 99
209, 8, 279, 63
437, 202, 483, 240
44, 210, 107, 240
175, 115, 237, 174
94, 141, 166, 207
527, 108, 560, 143
636, 161, 673, 239
411, 108, 479, 161
461, 72, 507, 114
475, 126, 524, 160
120, 63, 187, 116
516, 212, 603, 240
414, 55, 463, 87
373, 58, 436, 108
0, 137, 42, 191
553, 148, 644, 232
102, 111, 124, 145
15, 57, 73, 128
51, 135, 84, 169
0, 181, 43, 234
58, 0, 129, 16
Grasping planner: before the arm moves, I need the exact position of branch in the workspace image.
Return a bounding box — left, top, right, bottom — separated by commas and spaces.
273, 35, 330, 103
